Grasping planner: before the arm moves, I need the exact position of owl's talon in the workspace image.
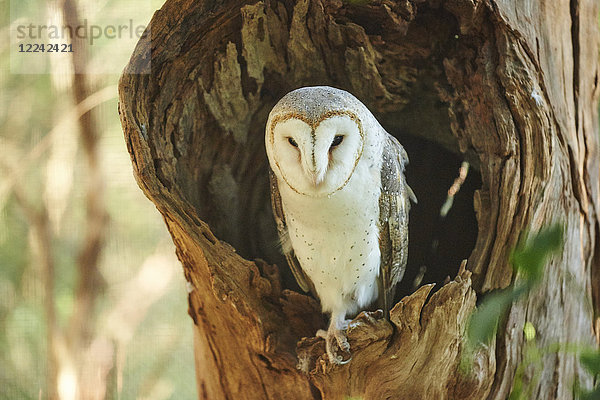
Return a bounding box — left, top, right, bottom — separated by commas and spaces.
339, 319, 351, 330
335, 331, 350, 353
337, 355, 352, 365
320, 323, 351, 365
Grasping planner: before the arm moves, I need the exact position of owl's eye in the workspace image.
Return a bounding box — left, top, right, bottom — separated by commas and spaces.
287, 137, 298, 148
331, 135, 344, 147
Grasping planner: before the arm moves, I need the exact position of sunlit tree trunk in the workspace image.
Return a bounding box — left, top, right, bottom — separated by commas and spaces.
119, 0, 599, 398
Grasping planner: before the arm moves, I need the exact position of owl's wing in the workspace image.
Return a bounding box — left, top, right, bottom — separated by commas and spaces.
378, 133, 417, 319
269, 170, 317, 295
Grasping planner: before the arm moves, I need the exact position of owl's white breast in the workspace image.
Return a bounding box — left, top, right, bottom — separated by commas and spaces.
279, 156, 383, 316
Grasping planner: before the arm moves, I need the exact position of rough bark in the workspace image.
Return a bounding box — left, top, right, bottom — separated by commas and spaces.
118, 0, 599, 399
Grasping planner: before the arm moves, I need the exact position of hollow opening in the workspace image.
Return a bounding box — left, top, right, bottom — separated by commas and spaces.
181, 1, 482, 299
396, 134, 480, 299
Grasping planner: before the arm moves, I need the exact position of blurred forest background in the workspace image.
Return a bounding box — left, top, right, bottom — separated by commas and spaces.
0, 0, 196, 399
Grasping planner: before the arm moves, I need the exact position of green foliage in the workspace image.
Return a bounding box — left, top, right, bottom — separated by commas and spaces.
578, 386, 600, 400
466, 287, 518, 346
580, 349, 600, 375
507, 326, 543, 400
511, 225, 563, 285
466, 224, 563, 348
577, 348, 600, 399
464, 224, 600, 397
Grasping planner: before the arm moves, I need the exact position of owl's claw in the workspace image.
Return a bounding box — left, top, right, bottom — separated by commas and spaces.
317, 322, 352, 365
334, 329, 350, 353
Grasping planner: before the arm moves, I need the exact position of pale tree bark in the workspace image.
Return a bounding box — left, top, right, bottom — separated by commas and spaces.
119, 0, 600, 399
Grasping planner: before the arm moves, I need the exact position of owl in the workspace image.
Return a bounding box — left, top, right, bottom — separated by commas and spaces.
265, 86, 416, 364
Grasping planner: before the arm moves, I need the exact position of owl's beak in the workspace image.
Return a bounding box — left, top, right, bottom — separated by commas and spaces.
303, 151, 326, 187
307, 168, 326, 186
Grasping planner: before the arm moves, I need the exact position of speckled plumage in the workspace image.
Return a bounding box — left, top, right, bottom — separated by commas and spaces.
266, 86, 415, 364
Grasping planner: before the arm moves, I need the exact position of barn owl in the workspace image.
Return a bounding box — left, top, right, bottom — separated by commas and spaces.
265, 86, 416, 365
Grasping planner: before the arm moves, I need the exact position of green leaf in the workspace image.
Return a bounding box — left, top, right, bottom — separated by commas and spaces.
508, 379, 524, 400
511, 225, 563, 284
467, 288, 519, 346
580, 349, 600, 375
578, 385, 600, 400
523, 322, 536, 342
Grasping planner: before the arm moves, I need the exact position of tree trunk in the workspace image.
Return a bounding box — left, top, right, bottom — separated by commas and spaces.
118, 0, 599, 399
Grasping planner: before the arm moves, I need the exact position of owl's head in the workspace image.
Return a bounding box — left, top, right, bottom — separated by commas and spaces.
266, 87, 377, 197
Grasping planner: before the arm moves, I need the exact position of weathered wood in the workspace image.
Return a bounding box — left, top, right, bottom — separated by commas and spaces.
296, 266, 493, 400
119, 0, 599, 398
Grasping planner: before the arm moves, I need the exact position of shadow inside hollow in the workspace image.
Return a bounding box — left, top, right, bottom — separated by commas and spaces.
395, 134, 480, 301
